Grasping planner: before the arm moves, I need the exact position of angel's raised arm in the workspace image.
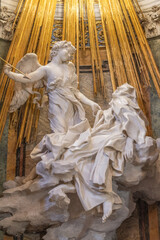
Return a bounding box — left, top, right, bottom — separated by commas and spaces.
4, 65, 46, 84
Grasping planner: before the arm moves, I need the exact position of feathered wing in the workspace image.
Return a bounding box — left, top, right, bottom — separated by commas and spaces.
9, 53, 44, 112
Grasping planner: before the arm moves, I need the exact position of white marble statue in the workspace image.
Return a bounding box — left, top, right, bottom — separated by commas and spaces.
1, 40, 160, 238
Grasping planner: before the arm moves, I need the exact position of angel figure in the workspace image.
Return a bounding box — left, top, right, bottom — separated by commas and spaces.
2, 40, 160, 234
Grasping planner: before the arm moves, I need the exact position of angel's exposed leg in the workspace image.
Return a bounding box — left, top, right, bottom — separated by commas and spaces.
102, 198, 113, 223
22, 166, 37, 184
49, 183, 76, 209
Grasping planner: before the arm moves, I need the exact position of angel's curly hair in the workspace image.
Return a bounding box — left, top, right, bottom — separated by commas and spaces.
50, 40, 76, 58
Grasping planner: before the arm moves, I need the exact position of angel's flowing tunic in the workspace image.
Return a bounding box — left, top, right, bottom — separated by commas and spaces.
31, 77, 159, 212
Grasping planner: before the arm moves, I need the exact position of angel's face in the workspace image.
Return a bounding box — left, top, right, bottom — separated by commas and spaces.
58, 47, 74, 62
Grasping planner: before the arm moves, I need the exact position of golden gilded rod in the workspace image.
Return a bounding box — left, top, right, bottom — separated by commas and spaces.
62, 0, 66, 40
0, 74, 7, 100
12, 0, 39, 65
69, 0, 73, 44
15, 0, 41, 146
0, 0, 32, 95
65, 0, 69, 41
125, 11, 151, 92
72, 0, 76, 47
91, 58, 97, 94
133, 0, 145, 20
108, 0, 131, 86
13, 0, 24, 29
0, 0, 39, 139
34, 1, 51, 61
102, 0, 127, 86
76, 0, 80, 88
98, 0, 116, 91
15, 0, 22, 13
45, 0, 57, 64
86, 0, 98, 94
80, 0, 85, 51
15, 0, 40, 145
109, 0, 139, 87
41, 0, 53, 63
70, 0, 74, 45
41, 2, 53, 63
124, 0, 160, 96
1, 77, 10, 103
105, 1, 124, 85
22, 0, 47, 143
103, 0, 150, 115
119, 0, 150, 87
88, 0, 104, 91
94, 23, 104, 91
28, 0, 47, 52
66, 0, 70, 41
16, 0, 40, 60
46, 0, 57, 52
25, 0, 57, 143
107, 0, 146, 112
62, 0, 79, 84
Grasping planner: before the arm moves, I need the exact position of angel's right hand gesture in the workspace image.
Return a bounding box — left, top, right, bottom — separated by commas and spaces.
4, 64, 12, 75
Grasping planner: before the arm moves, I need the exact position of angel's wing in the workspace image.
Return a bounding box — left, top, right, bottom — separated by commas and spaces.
9, 53, 44, 112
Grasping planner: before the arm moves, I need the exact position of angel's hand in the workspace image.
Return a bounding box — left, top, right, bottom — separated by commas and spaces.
4, 64, 12, 75
124, 137, 134, 159
91, 102, 101, 116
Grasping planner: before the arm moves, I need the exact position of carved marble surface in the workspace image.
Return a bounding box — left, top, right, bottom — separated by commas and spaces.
137, 5, 160, 38
0, 6, 16, 40
137, 0, 160, 11
0, 0, 18, 40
